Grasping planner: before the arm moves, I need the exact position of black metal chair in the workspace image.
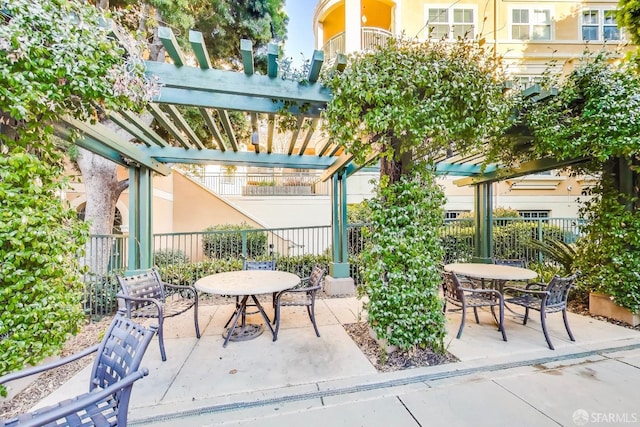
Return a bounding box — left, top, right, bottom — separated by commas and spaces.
492, 258, 528, 268
442, 271, 507, 341
0, 312, 156, 427
273, 265, 326, 341
117, 268, 200, 361
504, 272, 579, 350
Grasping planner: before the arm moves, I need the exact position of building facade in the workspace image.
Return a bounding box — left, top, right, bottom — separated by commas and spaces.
313, 0, 629, 218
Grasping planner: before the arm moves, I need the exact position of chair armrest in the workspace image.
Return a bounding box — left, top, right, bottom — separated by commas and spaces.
280, 284, 321, 294
504, 287, 549, 297
117, 293, 163, 307
525, 282, 547, 290
0, 344, 100, 385
11, 368, 149, 427
162, 282, 198, 296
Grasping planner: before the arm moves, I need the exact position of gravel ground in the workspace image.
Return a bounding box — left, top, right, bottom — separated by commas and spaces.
2, 297, 638, 420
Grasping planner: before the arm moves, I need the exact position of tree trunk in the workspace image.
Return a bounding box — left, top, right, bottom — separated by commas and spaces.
379, 134, 412, 184
76, 148, 129, 275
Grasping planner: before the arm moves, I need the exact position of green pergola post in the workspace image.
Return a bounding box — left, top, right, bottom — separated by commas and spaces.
330, 170, 350, 278
127, 166, 153, 274
472, 182, 493, 263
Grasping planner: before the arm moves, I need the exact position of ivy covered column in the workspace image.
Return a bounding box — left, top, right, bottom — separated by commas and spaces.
326, 169, 355, 295
127, 165, 153, 273
473, 182, 493, 263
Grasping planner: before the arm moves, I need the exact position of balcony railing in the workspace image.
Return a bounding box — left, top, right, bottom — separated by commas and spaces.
188, 172, 330, 196
322, 28, 393, 60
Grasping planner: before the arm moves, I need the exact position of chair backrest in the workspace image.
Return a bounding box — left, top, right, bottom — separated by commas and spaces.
243, 259, 276, 271
117, 269, 165, 310
493, 258, 527, 268
306, 265, 326, 289
443, 271, 464, 303
544, 272, 579, 307
90, 311, 157, 392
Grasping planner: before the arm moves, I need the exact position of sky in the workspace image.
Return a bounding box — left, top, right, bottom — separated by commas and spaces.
282, 1, 317, 68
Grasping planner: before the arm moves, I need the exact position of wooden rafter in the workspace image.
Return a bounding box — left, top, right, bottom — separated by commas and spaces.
287, 116, 305, 155
267, 114, 275, 153
199, 108, 226, 151
162, 105, 205, 149
107, 111, 168, 147
147, 104, 192, 149
218, 110, 239, 151
298, 118, 319, 155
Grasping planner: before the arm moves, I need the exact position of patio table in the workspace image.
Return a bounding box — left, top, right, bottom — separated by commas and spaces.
195, 270, 300, 347
444, 262, 538, 293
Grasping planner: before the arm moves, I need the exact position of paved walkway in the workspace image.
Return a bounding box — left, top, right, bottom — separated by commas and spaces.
31, 297, 640, 426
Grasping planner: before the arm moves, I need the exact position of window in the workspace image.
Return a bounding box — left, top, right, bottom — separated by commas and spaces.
581, 9, 621, 41
511, 8, 551, 40
514, 75, 544, 89
427, 7, 474, 40
518, 210, 550, 219
445, 210, 469, 220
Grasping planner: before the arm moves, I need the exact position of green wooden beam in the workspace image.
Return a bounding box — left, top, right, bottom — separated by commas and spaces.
60, 117, 171, 175
251, 113, 260, 154
158, 26, 185, 66
199, 108, 226, 151
307, 50, 324, 83
267, 43, 279, 78
163, 104, 206, 149
218, 109, 239, 151
453, 156, 590, 186
155, 87, 324, 117
145, 146, 336, 169
145, 61, 331, 104
189, 30, 212, 69
335, 53, 347, 72
148, 103, 193, 149
298, 118, 319, 155
436, 162, 498, 176
53, 124, 128, 166
241, 39, 254, 76
287, 116, 305, 155
110, 110, 169, 147
319, 152, 353, 182
316, 138, 332, 156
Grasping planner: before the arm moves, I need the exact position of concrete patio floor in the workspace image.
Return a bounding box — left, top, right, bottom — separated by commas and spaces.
31, 296, 640, 426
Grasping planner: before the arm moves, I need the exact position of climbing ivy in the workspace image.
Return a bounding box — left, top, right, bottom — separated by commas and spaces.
0, 0, 152, 391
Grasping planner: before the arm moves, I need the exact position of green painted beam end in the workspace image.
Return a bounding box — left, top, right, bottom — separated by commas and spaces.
267, 43, 279, 78
158, 27, 184, 67
335, 53, 347, 72
308, 50, 324, 83
189, 30, 211, 69
241, 39, 254, 76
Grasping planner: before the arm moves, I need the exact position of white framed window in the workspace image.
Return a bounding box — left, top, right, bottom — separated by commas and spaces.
426, 7, 475, 40
511, 7, 552, 41
581, 9, 621, 41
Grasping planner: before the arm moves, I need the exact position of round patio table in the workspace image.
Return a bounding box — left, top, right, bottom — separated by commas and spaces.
196, 270, 300, 347
444, 263, 538, 284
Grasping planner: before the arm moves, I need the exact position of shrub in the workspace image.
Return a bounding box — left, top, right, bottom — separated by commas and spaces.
154, 249, 189, 266
202, 224, 268, 259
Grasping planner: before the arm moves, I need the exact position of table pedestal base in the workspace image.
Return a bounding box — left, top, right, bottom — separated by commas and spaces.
223, 324, 264, 342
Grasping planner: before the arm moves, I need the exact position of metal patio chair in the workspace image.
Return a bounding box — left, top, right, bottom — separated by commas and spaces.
504, 272, 579, 350
0, 312, 156, 427
273, 265, 326, 340
442, 271, 507, 341
117, 268, 200, 361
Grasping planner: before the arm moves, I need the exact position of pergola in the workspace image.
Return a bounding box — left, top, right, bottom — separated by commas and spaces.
56, 27, 589, 277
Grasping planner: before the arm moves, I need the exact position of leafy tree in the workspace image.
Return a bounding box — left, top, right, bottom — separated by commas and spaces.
618, 0, 640, 47
517, 51, 640, 313
0, 0, 150, 389
76, 0, 287, 269
323, 37, 512, 350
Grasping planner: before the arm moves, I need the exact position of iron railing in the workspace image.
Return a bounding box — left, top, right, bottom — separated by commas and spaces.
82, 218, 584, 315
322, 28, 393, 60
187, 171, 330, 196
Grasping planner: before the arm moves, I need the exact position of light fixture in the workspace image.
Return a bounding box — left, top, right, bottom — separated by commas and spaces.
251, 131, 259, 146
361, 14, 367, 24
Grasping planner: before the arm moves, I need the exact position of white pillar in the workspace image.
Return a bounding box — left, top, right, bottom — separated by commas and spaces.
345, 0, 362, 53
